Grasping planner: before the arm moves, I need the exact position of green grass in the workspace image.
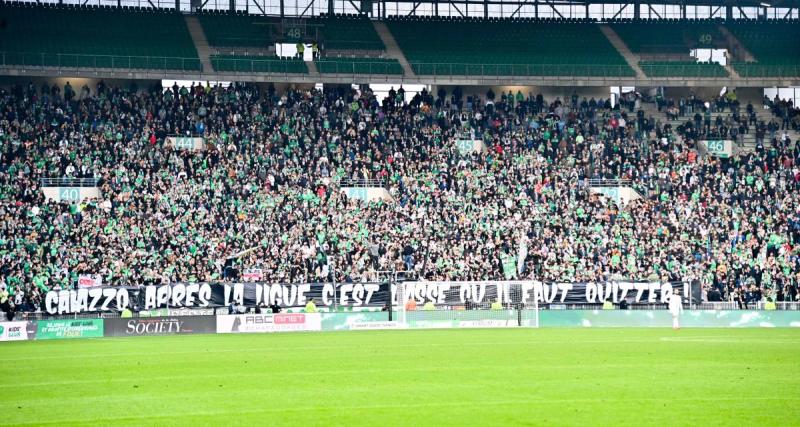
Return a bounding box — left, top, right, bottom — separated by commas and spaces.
0, 328, 798, 426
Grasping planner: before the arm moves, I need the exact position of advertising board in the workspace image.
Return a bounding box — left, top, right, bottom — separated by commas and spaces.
36, 319, 103, 340
216, 313, 321, 333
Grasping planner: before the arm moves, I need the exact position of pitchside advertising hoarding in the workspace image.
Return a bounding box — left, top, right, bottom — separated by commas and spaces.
0, 321, 36, 341
216, 313, 321, 333
36, 319, 103, 340
43, 281, 694, 315
104, 316, 216, 337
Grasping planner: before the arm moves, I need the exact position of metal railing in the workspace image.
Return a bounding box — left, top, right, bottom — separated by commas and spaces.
2, 50, 799, 79
694, 301, 800, 311
210, 56, 308, 74
406, 62, 797, 78
0, 51, 203, 72
13, 308, 217, 321
40, 177, 99, 187
543, 301, 800, 310
409, 62, 639, 78
638, 62, 730, 78
638, 53, 697, 62
323, 48, 386, 57
731, 63, 800, 78
339, 178, 388, 188
315, 59, 404, 75
585, 178, 632, 187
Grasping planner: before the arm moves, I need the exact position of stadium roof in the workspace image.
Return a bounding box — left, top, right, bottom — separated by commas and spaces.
10, 0, 800, 11
375, 0, 800, 5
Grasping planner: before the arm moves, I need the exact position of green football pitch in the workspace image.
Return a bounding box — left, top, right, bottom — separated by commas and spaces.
0, 328, 798, 426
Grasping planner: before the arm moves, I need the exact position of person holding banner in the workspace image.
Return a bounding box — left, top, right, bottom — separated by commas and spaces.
668, 289, 683, 330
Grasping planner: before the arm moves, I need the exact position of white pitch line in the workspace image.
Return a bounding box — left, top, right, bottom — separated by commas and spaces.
5, 396, 796, 426
2, 336, 798, 362
659, 337, 800, 343
0, 339, 657, 361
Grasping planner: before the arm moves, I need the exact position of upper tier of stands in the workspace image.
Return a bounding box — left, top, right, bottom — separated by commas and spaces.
197, 12, 385, 51
727, 21, 800, 77
0, 4, 797, 79
610, 19, 723, 54
385, 17, 635, 77
610, 20, 733, 78
196, 12, 278, 48
320, 16, 385, 50
0, 3, 201, 71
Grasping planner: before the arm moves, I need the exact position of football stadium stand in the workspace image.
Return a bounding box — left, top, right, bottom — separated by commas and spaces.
0, 3, 797, 84
319, 15, 385, 51
610, 20, 731, 77
0, 3, 201, 71
198, 13, 384, 51
727, 21, 800, 77
385, 18, 635, 77
1, 81, 799, 310
1, 2, 800, 312
610, 20, 723, 54
197, 12, 280, 48
4, 7, 800, 426
198, 12, 388, 73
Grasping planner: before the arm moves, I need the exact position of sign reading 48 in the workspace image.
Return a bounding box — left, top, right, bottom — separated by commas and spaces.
286, 27, 302, 39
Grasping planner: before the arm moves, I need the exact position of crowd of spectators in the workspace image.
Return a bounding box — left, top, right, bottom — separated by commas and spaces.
657, 90, 800, 148
0, 80, 799, 312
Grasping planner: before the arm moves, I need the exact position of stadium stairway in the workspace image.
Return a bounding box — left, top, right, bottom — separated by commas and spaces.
184, 15, 213, 73
723, 62, 742, 79
598, 25, 645, 79
306, 58, 320, 76
372, 21, 415, 77
718, 25, 756, 62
